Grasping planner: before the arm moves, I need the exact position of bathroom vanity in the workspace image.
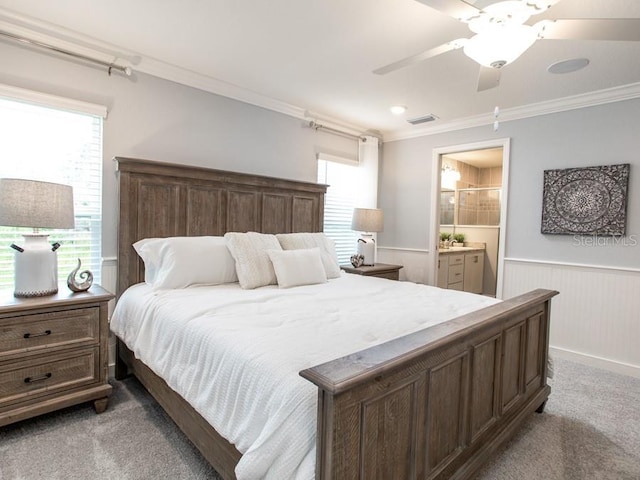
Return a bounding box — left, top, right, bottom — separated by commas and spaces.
437, 246, 485, 294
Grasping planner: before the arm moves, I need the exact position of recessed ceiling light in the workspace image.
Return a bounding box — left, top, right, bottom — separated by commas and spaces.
390, 105, 407, 115
548, 58, 590, 74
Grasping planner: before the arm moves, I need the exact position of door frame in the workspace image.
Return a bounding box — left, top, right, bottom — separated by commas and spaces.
429, 138, 511, 298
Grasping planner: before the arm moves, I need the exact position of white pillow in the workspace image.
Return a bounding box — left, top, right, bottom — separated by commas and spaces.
275, 232, 341, 279
224, 232, 282, 289
133, 238, 163, 284
267, 248, 327, 289
132, 236, 238, 289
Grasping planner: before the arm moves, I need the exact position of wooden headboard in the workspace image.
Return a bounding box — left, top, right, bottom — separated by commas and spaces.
116, 157, 327, 297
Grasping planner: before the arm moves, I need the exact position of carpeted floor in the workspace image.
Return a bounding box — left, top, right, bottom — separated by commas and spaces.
1, 357, 638, 480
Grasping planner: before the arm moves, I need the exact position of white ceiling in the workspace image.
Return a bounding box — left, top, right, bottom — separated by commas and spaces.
1, 0, 640, 140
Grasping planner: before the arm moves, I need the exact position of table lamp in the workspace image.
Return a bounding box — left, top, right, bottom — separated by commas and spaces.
0, 178, 74, 297
351, 208, 383, 266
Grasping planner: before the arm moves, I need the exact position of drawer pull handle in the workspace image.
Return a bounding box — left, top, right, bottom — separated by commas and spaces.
23, 330, 52, 339
24, 373, 52, 384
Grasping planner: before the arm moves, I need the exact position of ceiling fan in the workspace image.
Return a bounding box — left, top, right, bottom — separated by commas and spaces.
374, 0, 640, 91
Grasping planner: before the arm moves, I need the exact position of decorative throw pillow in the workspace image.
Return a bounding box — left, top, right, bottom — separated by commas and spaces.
267, 248, 327, 288
275, 232, 341, 278
224, 232, 282, 289
133, 236, 238, 289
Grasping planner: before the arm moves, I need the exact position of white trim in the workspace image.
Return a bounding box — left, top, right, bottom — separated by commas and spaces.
430, 138, 510, 295
0, 82, 107, 118
442, 224, 500, 230
504, 257, 640, 274
385, 82, 640, 142
378, 246, 429, 254
316, 150, 358, 166
550, 346, 640, 379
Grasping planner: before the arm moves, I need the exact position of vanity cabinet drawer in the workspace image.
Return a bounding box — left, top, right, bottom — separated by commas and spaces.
0, 348, 99, 408
0, 307, 99, 359
448, 264, 464, 284
449, 255, 464, 266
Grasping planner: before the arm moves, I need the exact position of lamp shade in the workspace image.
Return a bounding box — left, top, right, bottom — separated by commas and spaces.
351, 208, 384, 233
0, 178, 74, 229
463, 24, 537, 68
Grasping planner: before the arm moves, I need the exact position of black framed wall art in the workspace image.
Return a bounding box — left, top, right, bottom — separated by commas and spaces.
541, 163, 630, 235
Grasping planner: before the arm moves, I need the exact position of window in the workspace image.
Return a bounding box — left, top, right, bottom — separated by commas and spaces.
317, 158, 360, 265
0, 95, 103, 290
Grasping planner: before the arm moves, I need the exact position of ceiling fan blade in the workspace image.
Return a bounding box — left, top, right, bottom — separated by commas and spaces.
477, 66, 501, 92
414, 0, 480, 21
536, 19, 640, 41
373, 39, 467, 75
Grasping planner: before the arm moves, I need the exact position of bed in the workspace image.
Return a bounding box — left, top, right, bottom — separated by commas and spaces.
113, 157, 558, 480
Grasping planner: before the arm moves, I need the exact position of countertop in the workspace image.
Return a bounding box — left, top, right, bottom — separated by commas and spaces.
439, 246, 485, 255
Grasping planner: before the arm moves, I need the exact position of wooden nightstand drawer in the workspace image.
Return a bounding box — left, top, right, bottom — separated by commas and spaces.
0, 307, 99, 359
370, 271, 400, 281
0, 347, 99, 408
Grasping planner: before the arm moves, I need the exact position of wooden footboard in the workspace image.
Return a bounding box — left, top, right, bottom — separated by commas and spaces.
300, 289, 557, 480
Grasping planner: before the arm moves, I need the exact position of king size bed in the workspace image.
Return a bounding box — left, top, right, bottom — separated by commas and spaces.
112, 157, 557, 480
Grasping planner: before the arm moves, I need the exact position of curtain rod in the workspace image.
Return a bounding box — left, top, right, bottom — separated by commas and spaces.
0, 30, 132, 77
308, 120, 367, 142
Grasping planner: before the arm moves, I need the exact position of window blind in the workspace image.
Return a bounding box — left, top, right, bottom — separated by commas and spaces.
317, 158, 360, 265
0, 96, 103, 290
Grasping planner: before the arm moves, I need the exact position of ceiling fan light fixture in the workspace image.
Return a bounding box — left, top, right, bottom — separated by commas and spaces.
463, 24, 537, 68
467, 1, 532, 34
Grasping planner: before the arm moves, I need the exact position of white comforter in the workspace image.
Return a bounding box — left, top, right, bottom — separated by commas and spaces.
110, 273, 499, 480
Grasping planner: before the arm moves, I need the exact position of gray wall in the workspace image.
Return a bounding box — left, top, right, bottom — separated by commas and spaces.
380, 98, 640, 269
1, 42, 358, 259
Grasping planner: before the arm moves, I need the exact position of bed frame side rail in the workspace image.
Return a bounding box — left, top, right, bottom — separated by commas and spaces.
300, 288, 558, 480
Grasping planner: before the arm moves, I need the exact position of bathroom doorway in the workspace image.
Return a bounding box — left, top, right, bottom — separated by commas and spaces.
429, 139, 511, 298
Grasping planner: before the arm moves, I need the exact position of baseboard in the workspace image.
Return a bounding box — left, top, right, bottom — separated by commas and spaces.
550, 346, 640, 379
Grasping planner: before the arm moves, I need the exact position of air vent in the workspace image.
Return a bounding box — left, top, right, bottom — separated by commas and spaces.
407, 114, 438, 125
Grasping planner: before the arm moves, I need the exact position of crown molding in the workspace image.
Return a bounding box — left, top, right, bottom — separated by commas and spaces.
383, 81, 640, 142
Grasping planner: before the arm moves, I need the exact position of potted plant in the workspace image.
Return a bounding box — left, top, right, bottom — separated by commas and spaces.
439, 232, 452, 249
452, 233, 465, 246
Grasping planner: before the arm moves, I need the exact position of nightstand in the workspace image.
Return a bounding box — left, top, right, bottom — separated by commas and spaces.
341, 263, 403, 281
0, 285, 114, 427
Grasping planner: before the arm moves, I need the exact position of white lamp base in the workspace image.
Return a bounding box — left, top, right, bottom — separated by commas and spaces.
14, 234, 58, 298
357, 234, 376, 266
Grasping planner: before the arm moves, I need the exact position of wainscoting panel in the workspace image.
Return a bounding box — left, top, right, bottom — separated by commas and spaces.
503, 259, 640, 378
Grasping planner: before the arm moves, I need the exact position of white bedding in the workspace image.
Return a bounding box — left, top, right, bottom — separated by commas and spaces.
110, 273, 499, 480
